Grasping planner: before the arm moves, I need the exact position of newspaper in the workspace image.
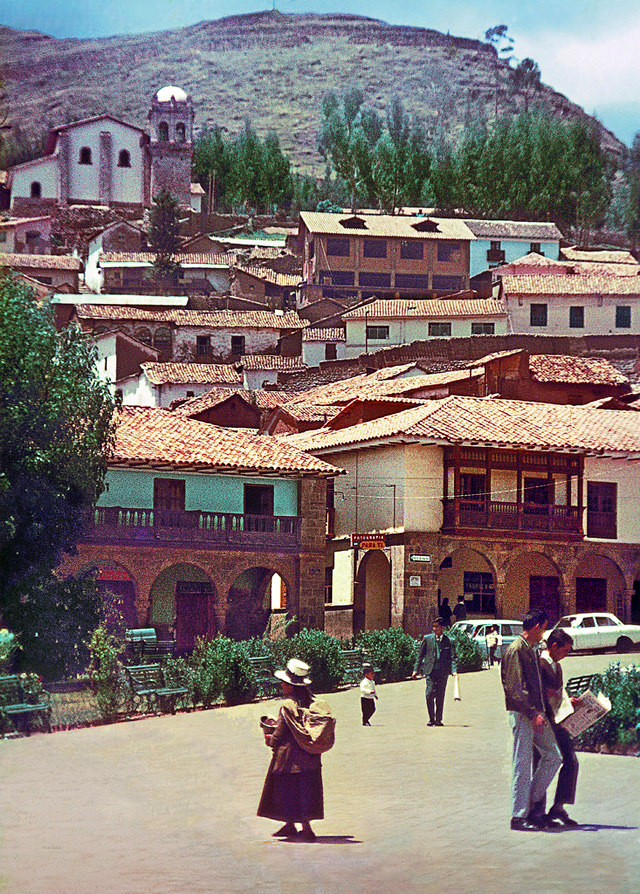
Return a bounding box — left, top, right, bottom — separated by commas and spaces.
558, 689, 611, 737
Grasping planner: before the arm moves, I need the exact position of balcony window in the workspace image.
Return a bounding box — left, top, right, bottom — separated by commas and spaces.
587, 481, 617, 539
429, 321, 452, 337
569, 306, 584, 329
154, 478, 186, 511
437, 241, 460, 262
326, 237, 350, 257
400, 240, 423, 260
524, 477, 554, 506
244, 484, 274, 516
471, 322, 495, 335
363, 238, 387, 258
616, 305, 631, 329
366, 325, 389, 340
530, 303, 548, 327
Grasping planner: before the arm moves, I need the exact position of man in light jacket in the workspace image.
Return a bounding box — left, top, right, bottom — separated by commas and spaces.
412, 616, 457, 726
501, 608, 562, 831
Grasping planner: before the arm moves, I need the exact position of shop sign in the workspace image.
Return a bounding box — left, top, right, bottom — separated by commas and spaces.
351, 532, 387, 550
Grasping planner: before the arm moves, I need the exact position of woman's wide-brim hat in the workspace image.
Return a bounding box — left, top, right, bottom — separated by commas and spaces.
274, 658, 311, 687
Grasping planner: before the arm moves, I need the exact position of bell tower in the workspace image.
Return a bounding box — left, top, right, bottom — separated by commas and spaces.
147, 86, 195, 207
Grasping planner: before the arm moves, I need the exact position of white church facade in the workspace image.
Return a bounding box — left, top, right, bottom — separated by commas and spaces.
7, 87, 195, 215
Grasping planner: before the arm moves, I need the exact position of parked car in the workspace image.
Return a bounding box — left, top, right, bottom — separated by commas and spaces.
545, 613, 640, 653
450, 619, 523, 660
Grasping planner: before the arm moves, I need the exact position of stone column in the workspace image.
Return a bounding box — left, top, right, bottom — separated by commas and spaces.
298, 477, 329, 629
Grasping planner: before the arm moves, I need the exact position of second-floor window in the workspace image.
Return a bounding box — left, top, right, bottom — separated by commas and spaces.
400, 240, 423, 260
569, 306, 585, 328
366, 325, 389, 340
437, 241, 460, 262
530, 242, 542, 254
117, 150, 131, 168
196, 335, 211, 355
79, 147, 92, 165
326, 237, 350, 257
363, 238, 387, 258
587, 481, 617, 539
429, 322, 452, 337
154, 477, 186, 511
244, 484, 274, 516
530, 303, 548, 327
616, 305, 631, 328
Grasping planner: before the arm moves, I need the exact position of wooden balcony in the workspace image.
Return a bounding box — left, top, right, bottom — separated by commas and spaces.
84, 507, 302, 549
442, 499, 582, 537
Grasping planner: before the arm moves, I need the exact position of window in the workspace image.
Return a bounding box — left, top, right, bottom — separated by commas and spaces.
431, 275, 462, 292
158, 121, 169, 142
359, 272, 391, 288
366, 325, 389, 340
186, 391, 195, 398
530, 303, 548, 327
308, 240, 314, 259
26, 230, 41, 244
616, 305, 631, 328
569, 306, 584, 329
153, 478, 185, 511
134, 327, 152, 345
363, 238, 387, 258
231, 335, 245, 356
196, 335, 211, 356
320, 270, 354, 286
524, 478, 554, 506
34, 276, 52, 285
153, 327, 171, 350
530, 242, 542, 254
587, 481, 617, 539
437, 241, 460, 262
460, 473, 486, 503
428, 322, 452, 337
176, 122, 186, 143
490, 240, 501, 251
117, 150, 131, 168
325, 343, 337, 361
244, 484, 274, 516
30, 181, 41, 198
471, 322, 495, 335
79, 147, 92, 165
324, 567, 333, 604
400, 240, 423, 260
0, 232, 5, 243
326, 237, 350, 257
463, 571, 496, 614
394, 273, 431, 289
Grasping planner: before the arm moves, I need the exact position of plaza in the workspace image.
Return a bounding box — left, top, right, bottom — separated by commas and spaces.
1, 650, 639, 894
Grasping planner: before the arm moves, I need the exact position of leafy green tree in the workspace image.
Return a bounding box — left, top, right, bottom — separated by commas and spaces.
147, 188, 182, 291
192, 126, 232, 212
0, 273, 117, 624
513, 58, 542, 111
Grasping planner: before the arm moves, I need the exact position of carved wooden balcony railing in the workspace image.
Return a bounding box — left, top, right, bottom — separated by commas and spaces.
442, 499, 582, 536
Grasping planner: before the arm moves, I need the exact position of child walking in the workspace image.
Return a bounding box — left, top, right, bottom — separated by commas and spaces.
360, 664, 378, 726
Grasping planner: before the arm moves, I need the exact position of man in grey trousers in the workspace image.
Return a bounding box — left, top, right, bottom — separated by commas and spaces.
501, 608, 562, 831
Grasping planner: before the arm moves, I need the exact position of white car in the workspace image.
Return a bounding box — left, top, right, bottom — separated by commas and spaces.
546, 613, 640, 653
450, 619, 523, 660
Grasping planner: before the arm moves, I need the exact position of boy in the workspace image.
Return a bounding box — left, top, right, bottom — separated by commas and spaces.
360, 664, 378, 726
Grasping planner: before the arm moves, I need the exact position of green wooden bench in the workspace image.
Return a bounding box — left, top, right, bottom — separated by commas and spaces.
565, 674, 596, 698
340, 650, 381, 686
123, 664, 189, 715
125, 628, 176, 664
0, 674, 52, 736
248, 656, 281, 699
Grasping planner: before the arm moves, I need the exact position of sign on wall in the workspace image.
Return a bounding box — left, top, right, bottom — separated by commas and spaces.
351, 532, 387, 550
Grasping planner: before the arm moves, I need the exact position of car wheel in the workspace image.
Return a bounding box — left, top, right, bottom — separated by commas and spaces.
616, 636, 633, 653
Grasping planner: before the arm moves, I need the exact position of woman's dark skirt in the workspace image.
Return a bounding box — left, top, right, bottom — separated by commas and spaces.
257, 767, 324, 822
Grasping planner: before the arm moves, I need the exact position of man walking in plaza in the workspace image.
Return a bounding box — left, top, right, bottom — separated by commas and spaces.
501, 609, 562, 831
412, 616, 457, 726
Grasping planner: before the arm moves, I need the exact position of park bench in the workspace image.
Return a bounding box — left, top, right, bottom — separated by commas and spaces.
124, 628, 176, 664
123, 664, 189, 715
340, 650, 380, 686
0, 674, 52, 736
565, 674, 596, 698
249, 656, 281, 699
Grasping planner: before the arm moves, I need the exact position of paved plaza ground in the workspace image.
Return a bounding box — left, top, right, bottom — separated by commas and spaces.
1, 650, 639, 894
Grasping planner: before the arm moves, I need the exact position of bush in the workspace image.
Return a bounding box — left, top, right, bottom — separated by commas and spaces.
188, 636, 258, 707
87, 622, 125, 722
272, 628, 345, 693
188, 638, 225, 708
574, 662, 640, 751
355, 628, 418, 682
446, 626, 483, 673
0, 628, 20, 673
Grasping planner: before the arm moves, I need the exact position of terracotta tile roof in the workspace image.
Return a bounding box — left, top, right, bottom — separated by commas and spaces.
141, 363, 242, 386
343, 298, 506, 320
463, 219, 563, 240
528, 355, 629, 386
100, 251, 238, 266
561, 247, 638, 265
500, 273, 640, 296
0, 215, 51, 229
303, 327, 346, 342
0, 252, 82, 271
300, 212, 474, 241
112, 406, 340, 476
497, 253, 640, 277
237, 355, 306, 371
285, 395, 640, 456
237, 265, 301, 287
174, 388, 304, 417
279, 403, 342, 423
76, 305, 304, 329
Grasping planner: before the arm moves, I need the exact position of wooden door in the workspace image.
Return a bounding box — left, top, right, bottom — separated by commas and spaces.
175, 581, 212, 651
529, 575, 560, 622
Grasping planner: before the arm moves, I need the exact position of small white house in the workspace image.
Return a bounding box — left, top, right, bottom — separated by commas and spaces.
118, 361, 242, 407
302, 328, 347, 367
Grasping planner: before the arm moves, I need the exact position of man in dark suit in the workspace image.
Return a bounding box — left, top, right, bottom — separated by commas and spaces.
412, 616, 457, 726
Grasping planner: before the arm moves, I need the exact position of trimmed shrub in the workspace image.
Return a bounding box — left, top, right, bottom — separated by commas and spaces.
272, 628, 345, 693
188, 636, 258, 707
188, 638, 225, 708
355, 627, 418, 682
446, 625, 483, 673
574, 662, 640, 752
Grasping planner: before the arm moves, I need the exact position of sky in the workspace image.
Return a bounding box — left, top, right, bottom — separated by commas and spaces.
3, 0, 640, 144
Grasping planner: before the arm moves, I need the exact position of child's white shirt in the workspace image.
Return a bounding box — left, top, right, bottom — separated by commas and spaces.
360, 677, 376, 698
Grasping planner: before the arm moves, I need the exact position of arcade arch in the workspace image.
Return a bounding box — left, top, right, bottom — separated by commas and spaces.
354, 550, 391, 634
438, 547, 497, 617
225, 567, 290, 640
149, 563, 215, 650
572, 553, 626, 617
504, 551, 563, 622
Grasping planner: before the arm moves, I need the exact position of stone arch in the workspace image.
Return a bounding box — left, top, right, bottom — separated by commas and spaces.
158, 121, 169, 142
225, 566, 293, 641
118, 149, 131, 168
354, 550, 391, 634
149, 563, 216, 649
571, 552, 626, 617
438, 546, 498, 617
77, 559, 138, 628
504, 550, 565, 622
175, 122, 186, 143
30, 181, 41, 198
79, 146, 92, 165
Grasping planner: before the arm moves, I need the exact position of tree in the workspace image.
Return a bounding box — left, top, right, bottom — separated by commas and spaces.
513, 58, 542, 111
485, 24, 515, 117
147, 188, 182, 291
192, 126, 231, 212
0, 273, 117, 624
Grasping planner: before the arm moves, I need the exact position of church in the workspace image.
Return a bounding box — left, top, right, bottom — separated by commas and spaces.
7, 86, 196, 215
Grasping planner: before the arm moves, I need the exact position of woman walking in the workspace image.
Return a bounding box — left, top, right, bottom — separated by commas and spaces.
257, 658, 326, 841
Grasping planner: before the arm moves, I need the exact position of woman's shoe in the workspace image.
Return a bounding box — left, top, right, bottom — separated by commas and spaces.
272, 823, 298, 837
298, 828, 316, 842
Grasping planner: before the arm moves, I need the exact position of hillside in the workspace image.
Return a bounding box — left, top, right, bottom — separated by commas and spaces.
0, 10, 625, 174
